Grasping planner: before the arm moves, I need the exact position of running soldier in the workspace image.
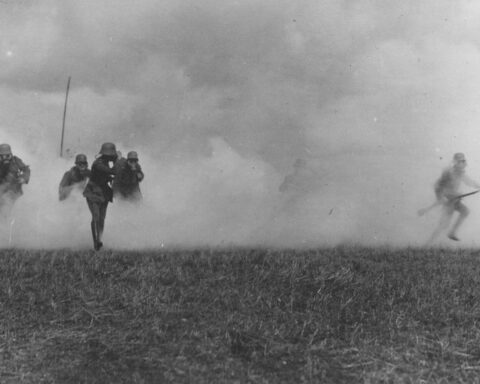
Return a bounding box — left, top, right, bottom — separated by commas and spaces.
113, 151, 144, 202
277, 157, 323, 216
83, 143, 117, 251
428, 152, 480, 242
58, 154, 91, 201
0, 143, 30, 215
278, 158, 322, 196
279, 158, 309, 193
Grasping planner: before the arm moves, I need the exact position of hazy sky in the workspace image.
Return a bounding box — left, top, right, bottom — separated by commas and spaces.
2, 0, 480, 248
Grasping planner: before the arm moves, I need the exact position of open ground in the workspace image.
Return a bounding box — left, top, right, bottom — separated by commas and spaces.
2, 246, 480, 383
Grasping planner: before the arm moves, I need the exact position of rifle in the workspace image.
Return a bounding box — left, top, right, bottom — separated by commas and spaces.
417, 189, 480, 216
455, 190, 480, 199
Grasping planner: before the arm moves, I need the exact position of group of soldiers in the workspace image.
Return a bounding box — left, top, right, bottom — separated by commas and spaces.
0, 142, 144, 251
0, 140, 476, 248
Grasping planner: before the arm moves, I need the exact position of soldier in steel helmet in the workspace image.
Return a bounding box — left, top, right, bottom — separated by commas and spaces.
83, 142, 117, 250
279, 158, 310, 193
58, 154, 91, 201
427, 152, 480, 242
0, 143, 30, 213
112, 150, 144, 202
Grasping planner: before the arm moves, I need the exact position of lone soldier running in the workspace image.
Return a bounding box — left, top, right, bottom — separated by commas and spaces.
58, 154, 91, 201
278, 158, 322, 202
427, 152, 480, 242
83, 143, 117, 251
279, 158, 308, 193
113, 151, 144, 202
0, 143, 30, 216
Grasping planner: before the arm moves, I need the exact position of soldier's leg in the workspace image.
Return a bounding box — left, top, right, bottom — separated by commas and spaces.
0, 194, 9, 219
0, 192, 18, 219
86, 199, 101, 250
98, 202, 108, 243
448, 201, 469, 241
428, 204, 454, 244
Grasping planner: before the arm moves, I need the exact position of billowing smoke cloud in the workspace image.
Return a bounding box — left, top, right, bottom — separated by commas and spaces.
1, 0, 480, 248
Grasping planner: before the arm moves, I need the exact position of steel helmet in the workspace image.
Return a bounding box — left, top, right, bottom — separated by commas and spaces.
0, 143, 12, 156
75, 154, 87, 164
127, 151, 138, 160
99, 142, 117, 157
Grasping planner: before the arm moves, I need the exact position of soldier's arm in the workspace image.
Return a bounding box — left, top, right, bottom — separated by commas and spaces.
21, 166, 30, 183
59, 186, 72, 201
79, 169, 91, 179
59, 171, 71, 188
93, 161, 115, 176
58, 172, 73, 201
15, 157, 30, 183
434, 170, 449, 200
136, 164, 144, 182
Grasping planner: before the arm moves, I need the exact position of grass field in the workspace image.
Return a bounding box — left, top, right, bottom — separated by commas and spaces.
2, 246, 480, 383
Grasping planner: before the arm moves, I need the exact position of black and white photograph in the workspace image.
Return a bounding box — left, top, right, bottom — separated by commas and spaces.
1, 1, 480, 382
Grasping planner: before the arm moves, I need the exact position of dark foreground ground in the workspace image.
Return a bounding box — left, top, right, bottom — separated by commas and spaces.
2, 247, 480, 383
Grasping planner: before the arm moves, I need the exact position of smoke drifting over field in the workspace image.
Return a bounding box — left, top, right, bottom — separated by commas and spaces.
2, 1, 480, 248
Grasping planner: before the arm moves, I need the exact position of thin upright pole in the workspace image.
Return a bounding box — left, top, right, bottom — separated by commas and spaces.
60, 76, 71, 157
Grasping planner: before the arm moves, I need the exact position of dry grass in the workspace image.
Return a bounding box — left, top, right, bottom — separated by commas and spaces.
1, 246, 480, 383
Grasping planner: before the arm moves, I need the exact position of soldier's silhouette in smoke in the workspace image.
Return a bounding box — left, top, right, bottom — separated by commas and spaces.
278, 158, 322, 206
267, 157, 327, 245
424, 152, 480, 243
0, 143, 30, 218
83, 143, 117, 251
112, 151, 144, 202
279, 158, 311, 194
58, 154, 91, 201
273, 158, 322, 232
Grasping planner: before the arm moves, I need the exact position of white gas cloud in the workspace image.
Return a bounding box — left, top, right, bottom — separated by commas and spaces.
0, 0, 480, 248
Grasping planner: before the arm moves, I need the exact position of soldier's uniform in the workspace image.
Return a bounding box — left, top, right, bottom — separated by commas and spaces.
59, 154, 91, 201
83, 143, 117, 251
278, 158, 315, 196
429, 152, 480, 242
0, 144, 30, 212
113, 151, 127, 176
113, 151, 144, 202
